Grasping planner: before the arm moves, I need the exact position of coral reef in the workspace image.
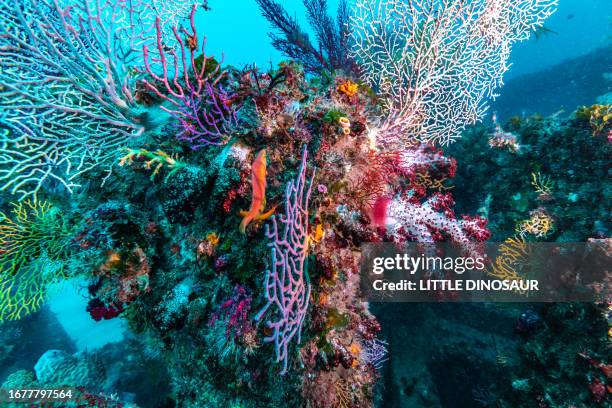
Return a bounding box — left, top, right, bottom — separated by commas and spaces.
0, 54, 495, 404
447, 108, 611, 242
5, 2, 605, 408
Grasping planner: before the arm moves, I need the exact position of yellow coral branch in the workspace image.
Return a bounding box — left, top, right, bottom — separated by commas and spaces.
530, 172, 553, 195
118, 148, 187, 181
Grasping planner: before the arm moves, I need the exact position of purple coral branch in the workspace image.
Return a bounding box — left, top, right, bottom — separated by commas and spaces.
140, 5, 237, 149
255, 146, 315, 375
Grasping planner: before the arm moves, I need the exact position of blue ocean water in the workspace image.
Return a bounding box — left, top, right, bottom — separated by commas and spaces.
198, 0, 611, 77
47, 281, 127, 351
504, 0, 610, 78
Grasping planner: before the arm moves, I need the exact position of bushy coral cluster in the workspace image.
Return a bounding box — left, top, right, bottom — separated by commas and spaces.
576, 104, 612, 137
209, 284, 253, 340
119, 148, 187, 182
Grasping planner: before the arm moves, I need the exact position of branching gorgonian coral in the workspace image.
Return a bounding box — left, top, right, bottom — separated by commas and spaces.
0, 0, 157, 198
0, 0, 198, 199
119, 148, 187, 181
361, 338, 389, 370
0, 200, 73, 322
350, 0, 557, 146
255, 146, 315, 374
149, 0, 195, 31
139, 5, 238, 149
255, 0, 354, 74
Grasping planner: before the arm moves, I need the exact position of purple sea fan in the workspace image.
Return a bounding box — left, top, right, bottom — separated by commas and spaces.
255, 146, 315, 375
139, 5, 238, 149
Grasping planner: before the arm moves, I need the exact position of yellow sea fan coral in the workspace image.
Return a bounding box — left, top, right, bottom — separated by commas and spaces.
530, 172, 553, 196
576, 104, 611, 136
0, 200, 72, 321
333, 379, 352, 408
486, 235, 529, 281
414, 172, 454, 191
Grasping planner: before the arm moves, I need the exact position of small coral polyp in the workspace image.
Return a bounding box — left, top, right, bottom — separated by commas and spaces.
338, 80, 359, 98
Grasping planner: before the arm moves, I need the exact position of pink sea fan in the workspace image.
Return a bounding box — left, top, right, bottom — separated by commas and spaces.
139, 5, 238, 149
255, 146, 315, 375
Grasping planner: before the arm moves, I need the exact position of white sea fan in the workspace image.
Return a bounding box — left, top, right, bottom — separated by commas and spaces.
350, 0, 557, 146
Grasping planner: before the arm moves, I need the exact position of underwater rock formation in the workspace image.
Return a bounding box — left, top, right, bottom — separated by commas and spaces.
34, 350, 101, 391
447, 107, 611, 242
492, 47, 612, 119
